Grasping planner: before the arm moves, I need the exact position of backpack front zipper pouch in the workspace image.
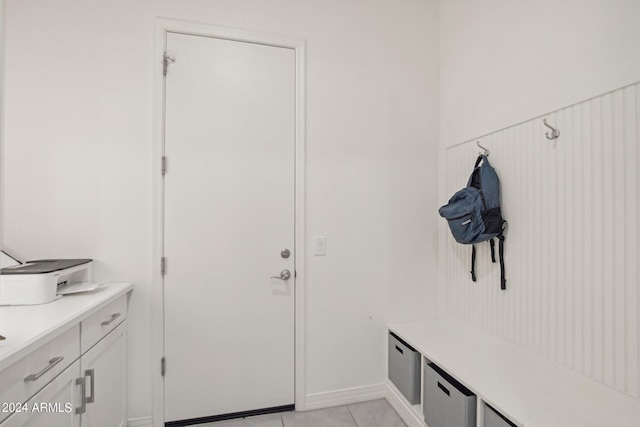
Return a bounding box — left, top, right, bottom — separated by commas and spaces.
439, 187, 484, 244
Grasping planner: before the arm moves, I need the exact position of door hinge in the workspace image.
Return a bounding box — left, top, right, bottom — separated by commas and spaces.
161, 357, 166, 377
161, 257, 166, 275
162, 156, 167, 175
163, 52, 175, 77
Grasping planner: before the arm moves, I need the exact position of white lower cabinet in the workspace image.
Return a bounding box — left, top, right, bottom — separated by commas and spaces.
1, 360, 81, 427
79, 322, 126, 427
1, 322, 127, 427
0, 287, 131, 427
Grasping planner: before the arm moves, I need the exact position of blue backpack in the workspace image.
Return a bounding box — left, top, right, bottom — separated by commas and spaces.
439, 155, 507, 289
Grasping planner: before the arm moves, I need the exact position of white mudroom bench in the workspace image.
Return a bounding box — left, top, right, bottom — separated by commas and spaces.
386, 318, 640, 427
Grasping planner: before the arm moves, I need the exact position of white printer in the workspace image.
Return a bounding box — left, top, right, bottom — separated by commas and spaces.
0, 259, 93, 305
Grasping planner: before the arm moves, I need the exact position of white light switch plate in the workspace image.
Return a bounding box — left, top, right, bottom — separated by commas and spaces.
313, 237, 326, 256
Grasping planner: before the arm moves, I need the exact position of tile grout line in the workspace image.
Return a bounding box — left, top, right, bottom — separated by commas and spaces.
345, 404, 361, 427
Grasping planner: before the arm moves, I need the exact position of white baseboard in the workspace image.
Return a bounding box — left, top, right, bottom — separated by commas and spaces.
128, 416, 153, 427
384, 380, 426, 427
304, 383, 387, 411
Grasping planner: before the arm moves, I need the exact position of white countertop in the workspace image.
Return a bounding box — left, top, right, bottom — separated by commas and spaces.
389, 317, 640, 427
0, 282, 133, 372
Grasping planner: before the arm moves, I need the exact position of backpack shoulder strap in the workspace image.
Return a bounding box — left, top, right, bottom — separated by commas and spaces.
468, 155, 484, 188
498, 232, 506, 290
470, 244, 477, 282
489, 238, 496, 263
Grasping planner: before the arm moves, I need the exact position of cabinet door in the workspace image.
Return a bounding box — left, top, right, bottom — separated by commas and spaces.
80, 321, 126, 427
0, 360, 81, 427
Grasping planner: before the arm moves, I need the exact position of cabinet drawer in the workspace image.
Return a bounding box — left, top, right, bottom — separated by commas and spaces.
0, 325, 80, 423
0, 359, 81, 427
81, 295, 127, 354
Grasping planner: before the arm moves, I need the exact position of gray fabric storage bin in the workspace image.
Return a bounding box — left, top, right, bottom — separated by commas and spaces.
388, 331, 421, 404
423, 363, 476, 427
484, 403, 517, 427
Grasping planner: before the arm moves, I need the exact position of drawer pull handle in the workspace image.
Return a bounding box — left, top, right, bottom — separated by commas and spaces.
101, 312, 121, 326
85, 369, 95, 403
437, 381, 450, 396
395, 345, 404, 354
24, 356, 64, 382
76, 377, 87, 414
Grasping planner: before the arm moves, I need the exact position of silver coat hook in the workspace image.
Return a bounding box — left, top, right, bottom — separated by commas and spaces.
543, 118, 560, 140
477, 141, 490, 156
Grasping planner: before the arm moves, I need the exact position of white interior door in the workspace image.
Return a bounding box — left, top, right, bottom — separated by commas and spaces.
163, 32, 296, 423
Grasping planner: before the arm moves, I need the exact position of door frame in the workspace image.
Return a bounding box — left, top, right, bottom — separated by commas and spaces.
151, 18, 306, 427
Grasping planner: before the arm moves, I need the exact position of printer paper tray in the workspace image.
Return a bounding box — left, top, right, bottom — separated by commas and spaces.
57, 282, 105, 295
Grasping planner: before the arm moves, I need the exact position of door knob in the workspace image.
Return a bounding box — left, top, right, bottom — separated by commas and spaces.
271, 269, 291, 280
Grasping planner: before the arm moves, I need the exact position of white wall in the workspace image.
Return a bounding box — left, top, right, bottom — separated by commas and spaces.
1, 0, 439, 420
0, 0, 4, 250
439, 0, 640, 145
439, 0, 640, 400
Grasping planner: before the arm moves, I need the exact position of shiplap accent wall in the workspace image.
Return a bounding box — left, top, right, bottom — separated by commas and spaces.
440, 82, 640, 399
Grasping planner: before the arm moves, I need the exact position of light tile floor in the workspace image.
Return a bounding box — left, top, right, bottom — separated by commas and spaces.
197, 399, 408, 427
